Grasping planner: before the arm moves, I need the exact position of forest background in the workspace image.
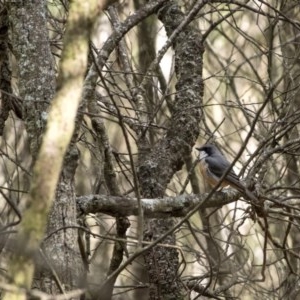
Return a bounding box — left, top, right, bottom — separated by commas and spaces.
0, 1, 300, 299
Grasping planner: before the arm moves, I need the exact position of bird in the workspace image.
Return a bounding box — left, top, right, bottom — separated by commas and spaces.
196, 144, 257, 201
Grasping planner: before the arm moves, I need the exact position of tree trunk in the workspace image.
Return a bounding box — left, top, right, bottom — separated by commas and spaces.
4, 1, 100, 299
137, 1, 205, 298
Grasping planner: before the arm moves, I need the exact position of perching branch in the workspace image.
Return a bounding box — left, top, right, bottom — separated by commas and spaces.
77, 190, 241, 218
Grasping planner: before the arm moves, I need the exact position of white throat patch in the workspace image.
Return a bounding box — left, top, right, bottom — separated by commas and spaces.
199, 151, 208, 161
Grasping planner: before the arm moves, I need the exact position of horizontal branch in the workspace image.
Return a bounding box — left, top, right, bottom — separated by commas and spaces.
76, 190, 242, 218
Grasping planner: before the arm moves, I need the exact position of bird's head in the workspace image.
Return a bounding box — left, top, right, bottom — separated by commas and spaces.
196, 144, 220, 160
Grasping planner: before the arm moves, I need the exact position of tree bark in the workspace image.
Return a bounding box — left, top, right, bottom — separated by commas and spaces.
136, 1, 205, 298
278, 2, 300, 298
77, 190, 240, 217
3, 1, 100, 299
37, 0, 101, 295
7, 0, 56, 160
0, 5, 15, 135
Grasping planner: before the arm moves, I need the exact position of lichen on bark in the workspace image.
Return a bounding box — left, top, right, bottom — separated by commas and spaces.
3, 1, 100, 299
136, 1, 204, 299
7, 1, 56, 159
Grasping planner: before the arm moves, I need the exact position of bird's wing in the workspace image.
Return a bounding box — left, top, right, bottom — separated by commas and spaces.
205, 155, 244, 190
205, 154, 258, 201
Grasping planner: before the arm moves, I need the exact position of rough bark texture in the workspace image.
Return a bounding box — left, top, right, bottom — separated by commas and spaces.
136, 1, 204, 299
131, 3, 158, 297
4, 1, 56, 297
278, 2, 300, 298
39, 0, 101, 295
7, 0, 56, 159
4, 1, 100, 299
77, 190, 240, 217
0, 5, 14, 135
137, 2, 204, 198
40, 141, 83, 294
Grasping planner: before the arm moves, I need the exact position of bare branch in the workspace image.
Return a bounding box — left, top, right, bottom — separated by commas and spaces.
77, 190, 241, 218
